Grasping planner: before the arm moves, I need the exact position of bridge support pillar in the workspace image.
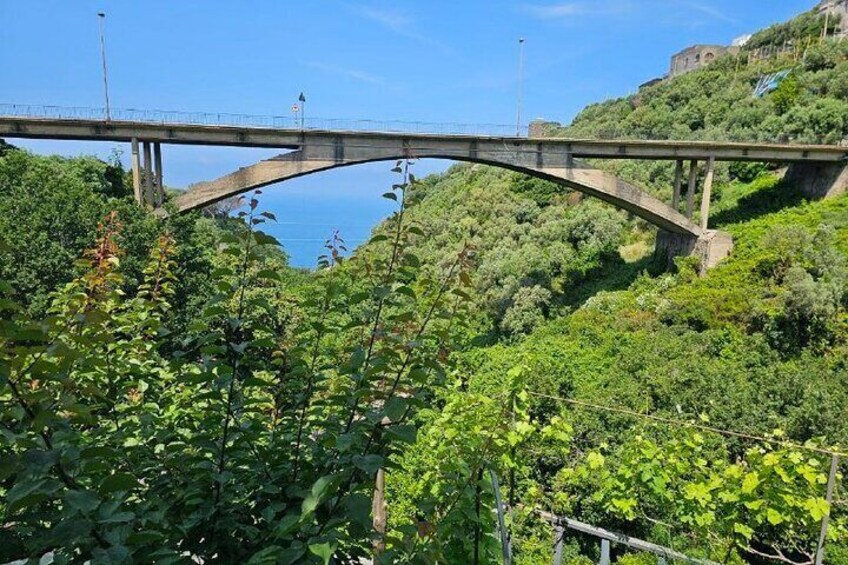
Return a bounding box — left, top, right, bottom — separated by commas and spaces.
131, 137, 142, 204
655, 229, 733, 274
785, 161, 848, 199
153, 142, 164, 206
142, 142, 154, 206
685, 160, 697, 220
699, 156, 715, 230
671, 159, 683, 210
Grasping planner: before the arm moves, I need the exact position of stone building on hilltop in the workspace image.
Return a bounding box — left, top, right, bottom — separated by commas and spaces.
669, 44, 738, 78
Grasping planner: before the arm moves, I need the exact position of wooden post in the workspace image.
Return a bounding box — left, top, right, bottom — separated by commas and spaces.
815, 454, 839, 565
700, 156, 715, 231
672, 159, 683, 210
686, 160, 698, 220
153, 142, 164, 206
131, 138, 142, 204
600, 539, 611, 565
142, 141, 154, 206
372, 468, 387, 556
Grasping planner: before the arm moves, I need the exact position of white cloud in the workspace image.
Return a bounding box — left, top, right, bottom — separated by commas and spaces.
523, 1, 634, 19
304, 61, 386, 85
347, 4, 454, 55
674, 1, 736, 23
354, 6, 411, 32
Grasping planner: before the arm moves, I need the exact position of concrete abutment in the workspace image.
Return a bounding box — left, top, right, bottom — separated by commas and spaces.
655, 230, 734, 274
785, 161, 848, 199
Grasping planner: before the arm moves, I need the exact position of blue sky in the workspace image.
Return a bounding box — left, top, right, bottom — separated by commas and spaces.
1, 0, 813, 266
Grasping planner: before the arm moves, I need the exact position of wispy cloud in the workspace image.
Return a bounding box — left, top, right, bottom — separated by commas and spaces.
674, 0, 736, 23
304, 61, 386, 85
354, 6, 411, 32
522, 1, 634, 19
347, 4, 454, 56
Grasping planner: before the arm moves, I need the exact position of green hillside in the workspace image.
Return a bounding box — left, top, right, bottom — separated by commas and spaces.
371, 6, 848, 563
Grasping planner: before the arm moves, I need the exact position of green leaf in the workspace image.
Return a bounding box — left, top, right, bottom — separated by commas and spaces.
382, 192, 398, 201
254, 232, 280, 246
308, 542, 337, 565
806, 497, 830, 521
352, 454, 384, 475
394, 285, 416, 299
384, 397, 407, 422
247, 546, 283, 564
6, 478, 53, 512
274, 513, 301, 537
733, 522, 754, 540
336, 433, 357, 452
741, 471, 760, 494
386, 425, 417, 444
65, 489, 100, 513
587, 452, 605, 470
99, 511, 135, 524
99, 472, 140, 494
766, 508, 786, 525
302, 475, 337, 517
256, 269, 281, 281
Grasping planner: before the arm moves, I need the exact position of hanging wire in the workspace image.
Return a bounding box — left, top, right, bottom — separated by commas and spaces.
526, 391, 848, 458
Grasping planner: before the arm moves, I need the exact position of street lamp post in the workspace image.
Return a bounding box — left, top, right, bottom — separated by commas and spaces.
516, 38, 525, 137
97, 12, 112, 121
298, 92, 306, 129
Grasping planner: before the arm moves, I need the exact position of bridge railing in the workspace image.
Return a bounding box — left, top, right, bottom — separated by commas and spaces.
0, 103, 529, 137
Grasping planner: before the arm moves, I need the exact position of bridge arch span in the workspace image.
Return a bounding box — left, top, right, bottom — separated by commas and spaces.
173, 138, 701, 237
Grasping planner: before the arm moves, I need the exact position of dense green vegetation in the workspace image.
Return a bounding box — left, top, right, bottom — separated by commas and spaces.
559, 25, 848, 145
3, 5, 848, 565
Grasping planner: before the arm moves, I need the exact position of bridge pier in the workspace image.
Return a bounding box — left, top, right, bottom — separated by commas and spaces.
672, 160, 683, 210
685, 159, 697, 220
131, 139, 164, 207
142, 141, 154, 205
699, 156, 715, 231
153, 142, 164, 206
131, 138, 142, 203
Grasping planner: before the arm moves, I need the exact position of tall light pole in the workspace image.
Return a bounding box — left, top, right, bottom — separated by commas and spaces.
298, 92, 306, 129
516, 38, 525, 137
97, 12, 112, 121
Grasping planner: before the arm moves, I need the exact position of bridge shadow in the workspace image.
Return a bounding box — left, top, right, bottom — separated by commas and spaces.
559, 254, 661, 311
709, 176, 807, 228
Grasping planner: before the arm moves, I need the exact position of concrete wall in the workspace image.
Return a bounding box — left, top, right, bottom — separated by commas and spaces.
785, 161, 848, 199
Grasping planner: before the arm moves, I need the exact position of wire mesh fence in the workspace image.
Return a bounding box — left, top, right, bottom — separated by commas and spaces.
0, 103, 529, 137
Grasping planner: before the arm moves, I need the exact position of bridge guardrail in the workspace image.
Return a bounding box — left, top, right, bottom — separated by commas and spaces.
0, 103, 530, 137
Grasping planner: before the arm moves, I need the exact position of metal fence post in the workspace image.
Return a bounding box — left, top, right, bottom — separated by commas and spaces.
815, 454, 839, 565
600, 539, 611, 565
490, 470, 512, 565
553, 524, 565, 565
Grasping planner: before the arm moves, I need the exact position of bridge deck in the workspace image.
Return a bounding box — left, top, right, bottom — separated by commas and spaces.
1, 116, 846, 163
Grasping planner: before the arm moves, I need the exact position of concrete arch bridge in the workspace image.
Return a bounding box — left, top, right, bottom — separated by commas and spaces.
3, 110, 847, 270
